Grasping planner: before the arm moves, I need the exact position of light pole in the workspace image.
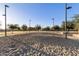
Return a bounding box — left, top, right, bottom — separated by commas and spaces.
65, 3, 72, 39
4, 5, 9, 37
29, 19, 31, 33
52, 18, 54, 30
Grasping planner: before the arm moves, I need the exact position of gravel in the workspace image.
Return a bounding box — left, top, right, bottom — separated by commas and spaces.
0, 32, 79, 56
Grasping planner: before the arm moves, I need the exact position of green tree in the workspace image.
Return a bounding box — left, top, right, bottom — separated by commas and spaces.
52, 25, 61, 31
21, 24, 27, 31
8, 24, 20, 34
8, 24, 17, 34
61, 21, 74, 31
17, 27, 21, 31
61, 21, 65, 31
14, 24, 19, 30
28, 27, 34, 31
42, 26, 50, 31
72, 14, 79, 31
35, 24, 41, 31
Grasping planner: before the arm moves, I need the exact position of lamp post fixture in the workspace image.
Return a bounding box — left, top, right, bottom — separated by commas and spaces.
4, 5, 9, 37
65, 3, 72, 39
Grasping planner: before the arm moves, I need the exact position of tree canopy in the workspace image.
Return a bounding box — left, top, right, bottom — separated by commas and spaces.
21, 24, 27, 31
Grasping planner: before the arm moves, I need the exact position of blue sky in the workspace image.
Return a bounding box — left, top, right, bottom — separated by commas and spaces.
0, 3, 79, 29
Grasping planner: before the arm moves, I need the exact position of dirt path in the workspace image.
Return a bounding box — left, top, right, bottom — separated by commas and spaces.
0, 32, 79, 56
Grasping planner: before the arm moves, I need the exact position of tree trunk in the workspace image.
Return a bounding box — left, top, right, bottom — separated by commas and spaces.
12, 30, 13, 34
